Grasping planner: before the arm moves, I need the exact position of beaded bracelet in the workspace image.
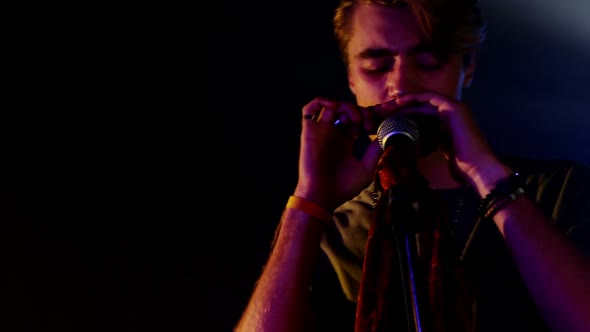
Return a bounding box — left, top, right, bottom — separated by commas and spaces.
286, 196, 333, 224
477, 172, 524, 219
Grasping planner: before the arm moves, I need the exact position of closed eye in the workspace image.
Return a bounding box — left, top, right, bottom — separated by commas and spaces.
415, 52, 445, 70
361, 58, 393, 74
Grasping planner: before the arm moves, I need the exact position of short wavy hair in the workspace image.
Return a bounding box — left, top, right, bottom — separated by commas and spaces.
333, 0, 487, 65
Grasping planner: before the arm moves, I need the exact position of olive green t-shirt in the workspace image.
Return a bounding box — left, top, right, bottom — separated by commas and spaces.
313, 156, 590, 331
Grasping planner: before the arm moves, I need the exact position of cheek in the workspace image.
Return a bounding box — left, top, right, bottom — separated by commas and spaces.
349, 71, 389, 106
437, 63, 466, 98
423, 72, 464, 99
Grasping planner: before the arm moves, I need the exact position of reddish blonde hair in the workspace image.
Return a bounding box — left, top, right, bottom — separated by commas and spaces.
333, 0, 487, 65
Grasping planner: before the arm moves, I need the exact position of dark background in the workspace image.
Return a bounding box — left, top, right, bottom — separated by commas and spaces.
2, 1, 589, 331
220, 1, 590, 331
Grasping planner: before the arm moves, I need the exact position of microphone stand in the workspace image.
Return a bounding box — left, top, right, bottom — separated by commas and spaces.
384, 184, 431, 332
376, 137, 433, 332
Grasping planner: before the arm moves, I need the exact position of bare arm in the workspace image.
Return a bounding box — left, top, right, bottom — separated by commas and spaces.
472, 165, 590, 332
234, 207, 328, 332
235, 97, 380, 331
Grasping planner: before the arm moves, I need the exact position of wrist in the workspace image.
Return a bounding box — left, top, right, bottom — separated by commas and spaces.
467, 161, 513, 198
286, 195, 333, 225
294, 182, 337, 211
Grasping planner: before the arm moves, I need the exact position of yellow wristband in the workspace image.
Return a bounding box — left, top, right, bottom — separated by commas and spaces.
286, 196, 332, 224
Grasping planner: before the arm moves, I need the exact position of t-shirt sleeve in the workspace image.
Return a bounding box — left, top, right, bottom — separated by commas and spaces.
308, 184, 377, 331
318, 183, 377, 302
513, 158, 590, 258
538, 162, 590, 258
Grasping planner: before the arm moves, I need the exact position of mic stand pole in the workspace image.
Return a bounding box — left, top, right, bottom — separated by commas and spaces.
385, 184, 432, 332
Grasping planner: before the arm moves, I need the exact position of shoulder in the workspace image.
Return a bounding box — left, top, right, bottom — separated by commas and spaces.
501, 154, 590, 196
502, 154, 590, 253
501, 154, 589, 178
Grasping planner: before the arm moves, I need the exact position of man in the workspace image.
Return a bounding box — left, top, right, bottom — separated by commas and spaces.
235, 0, 590, 331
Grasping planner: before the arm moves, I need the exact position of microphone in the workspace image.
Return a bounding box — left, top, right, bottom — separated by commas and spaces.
377, 115, 420, 150
376, 115, 427, 191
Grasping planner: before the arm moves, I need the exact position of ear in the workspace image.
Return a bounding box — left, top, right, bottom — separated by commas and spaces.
462, 51, 477, 88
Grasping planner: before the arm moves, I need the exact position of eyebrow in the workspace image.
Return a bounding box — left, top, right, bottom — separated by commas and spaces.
355, 43, 436, 59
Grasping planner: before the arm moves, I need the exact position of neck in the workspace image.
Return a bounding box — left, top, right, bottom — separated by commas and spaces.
417, 149, 464, 190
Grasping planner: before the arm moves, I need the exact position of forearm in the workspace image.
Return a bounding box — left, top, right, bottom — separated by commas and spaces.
235, 207, 328, 332
493, 197, 590, 332
472, 165, 590, 332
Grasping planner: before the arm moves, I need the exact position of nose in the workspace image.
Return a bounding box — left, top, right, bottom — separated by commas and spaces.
386, 59, 418, 98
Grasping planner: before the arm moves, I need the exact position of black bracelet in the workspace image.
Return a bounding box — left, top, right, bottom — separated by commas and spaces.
477, 172, 524, 219
483, 186, 526, 219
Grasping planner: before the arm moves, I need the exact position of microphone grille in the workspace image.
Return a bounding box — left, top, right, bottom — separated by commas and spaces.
376, 115, 420, 150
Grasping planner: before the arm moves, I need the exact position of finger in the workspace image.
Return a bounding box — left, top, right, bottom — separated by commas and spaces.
316, 106, 338, 123
395, 91, 453, 114
371, 98, 403, 118
302, 96, 339, 120
317, 103, 356, 128
395, 91, 437, 105
365, 98, 436, 129
358, 106, 382, 134
335, 101, 363, 127
333, 112, 351, 129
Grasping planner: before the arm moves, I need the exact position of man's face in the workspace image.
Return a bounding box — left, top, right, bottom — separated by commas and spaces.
346, 4, 474, 107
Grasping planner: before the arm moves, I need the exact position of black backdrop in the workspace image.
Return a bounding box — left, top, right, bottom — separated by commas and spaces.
2, 1, 589, 331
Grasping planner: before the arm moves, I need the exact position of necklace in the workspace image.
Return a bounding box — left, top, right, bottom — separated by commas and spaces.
370, 182, 468, 237
450, 190, 465, 238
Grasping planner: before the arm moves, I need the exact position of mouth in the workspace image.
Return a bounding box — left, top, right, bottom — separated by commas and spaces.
373, 101, 440, 133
